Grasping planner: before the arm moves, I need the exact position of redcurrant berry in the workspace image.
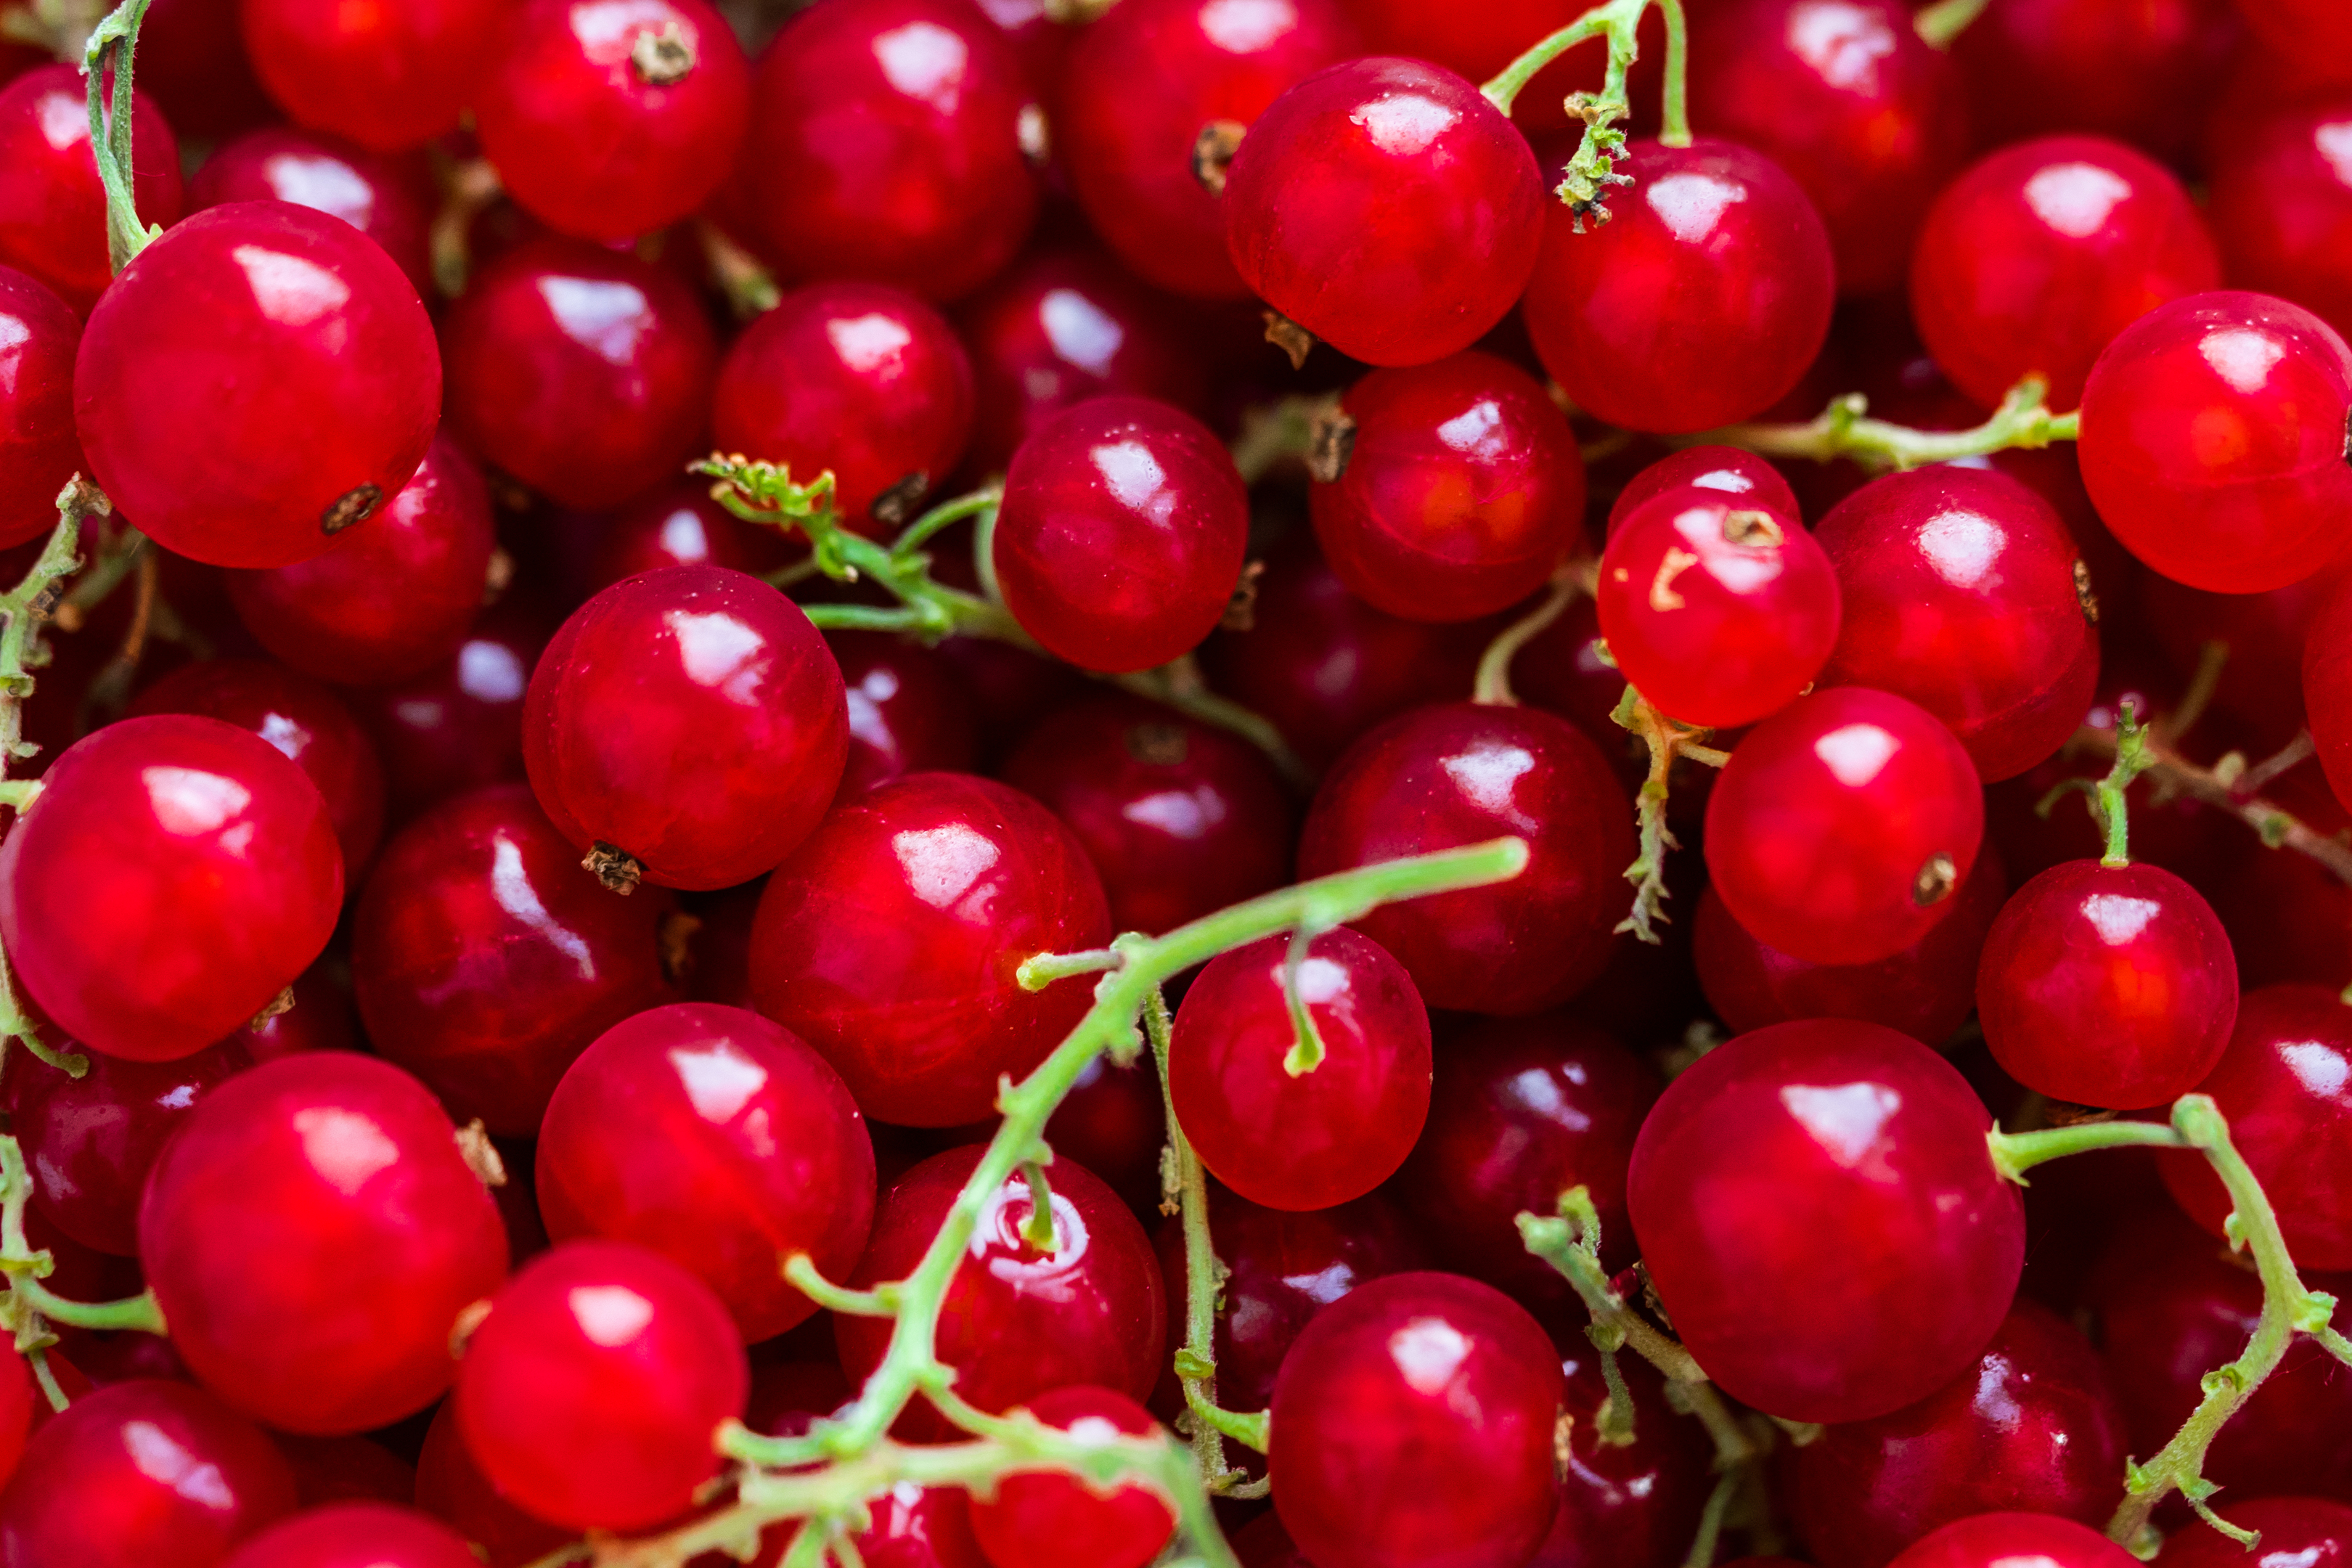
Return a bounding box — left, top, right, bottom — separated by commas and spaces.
1951, 0, 2239, 166
187, 126, 436, 296
0, 66, 182, 312
240, 0, 510, 150
221, 1503, 481, 1568
342, 601, 550, 817
1606, 445, 1801, 539
1536, 1346, 1712, 1568
1882, 1513, 2136, 1568
0, 265, 81, 550
2211, 102, 2352, 346
967, 1386, 1175, 1568
2155, 1498, 2352, 1568
412, 1400, 571, 1567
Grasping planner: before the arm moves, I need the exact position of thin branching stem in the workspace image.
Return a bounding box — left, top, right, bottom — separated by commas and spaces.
1695, 377, 2076, 473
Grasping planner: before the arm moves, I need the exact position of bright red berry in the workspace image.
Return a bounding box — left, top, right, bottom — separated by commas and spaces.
967, 1386, 1176, 1568
0, 265, 83, 550
1882, 1514, 2137, 1568
1606, 445, 1801, 539
0, 65, 183, 312
2155, 1498, 2352, 1568
186, 126, 436, 295
239, 0, 510, 150
222, 1503, 482, 1568
2210, 102, 2352, 346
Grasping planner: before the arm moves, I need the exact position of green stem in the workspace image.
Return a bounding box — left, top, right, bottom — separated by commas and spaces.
15, 1279, 165, 1333
1684, 1468, 1740, 1568
2092, 698, 2157, 867
1912, 0, 1991, 49
1016, 947, 1123, 992
1695, 377, 2077, 473
1278, 924, 1330, 1076
81, 0, 158, 271
1654, 0, 1689, 144
890, 487, 1000, 558
1612, 685, 1728, 945
1985, 1116, 2188, 1185
1480, 3, 1617, 116
1017, 1159, 1058, 1253
1108, 658, 1313, 792
1473, 568, 1585, 706
1481, 0, 1687, 221
25, 1346, 66, 1413
1143, 991, 1233, 1482
781, 1254, 899, 1318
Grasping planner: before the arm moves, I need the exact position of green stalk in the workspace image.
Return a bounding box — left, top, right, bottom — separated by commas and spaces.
1480, 0, 1689, 222
1694, 377, 2077, 473
1912, 0, 1991, 49
81, 0, 158, 271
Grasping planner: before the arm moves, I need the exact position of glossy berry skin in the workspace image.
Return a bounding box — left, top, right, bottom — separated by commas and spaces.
1000, 695, 1291, 935
0, 66, 183, 313
76, 203, 439, 570
187, 126, 435, 295
2212, 103, 2352, 346
129, 658, 388, 875
1533, 1347, 1712, 1568
226, 434, 496, 686
1952, 0, 2239, 166
742, 0, 1040, 302
351, 784, 676, 1135
1815, 466, 2099, 782
1688, 0, 1971, 295
455, 1239, 747, 1532
1694, 850, 2007, 1047
2160, 983, 2352, 1270
1267, 1271, 1563, 1568
1977, 859, 2237, 1108
1222, 57, 1543, 367
476, 0, 749, 242
1883, 1514, 2137, 1568
1061, 0, 1359, 299
1606, 445, 1801, 539
240, 0, 507, 150
1298, 702, 1633, 1013
967, 1387, 1175, 1568
1169, 928, 1430, 1211
1628, 1019, 2026, 1424
589, 475, 800, 591
2158, 1498, 2352, 1568
1707, 687, 1987, 968
1395, 1015, 1655, 1300
1598, 486, 1837, 728
222, 1503, 481, 1568
1311, 351, 1585, 622
525, 566, 849, 890
713, 281, 974, 528
2078, 290, 2352, 594
442, 237, 716, 510
1791, 1301, 2128, 1568
0, 266, 81, 550
412, 1401, 571, 1568
836, 1147, 1166, 1438
140, 1053, 510, 1434
1525, 136, 1836, 436
536, 1003, 875, 1341
0, 715, 343, 1063
749, 772, 1111, 1126
832, 631, 979, 801
0, 1379, 296, 1568
343, 603, 549, 817
992, 396, 1249, 674
0, 1353, 24, 1495
2308, 571, 2352, 814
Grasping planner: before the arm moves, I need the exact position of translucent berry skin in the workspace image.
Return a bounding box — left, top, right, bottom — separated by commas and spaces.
1977, 859, 2237, 1109
1000, 695, 1291, 936
1815, 466, 2099, 782
1606, 445, 1801, 539
1694, 851, 2006, 1046
412, 1401, 571, 1568
2158, 1498, 2352, 1568
524, 566, 849, 890
0, 714, 343, 1063
1060, 0, 1359, 299
742, 0, 1040, 302
351, 783, 677, 1135
442, 237, 716, 510
1598, 486, 1837, 729
343, 603, 549, 817
2211, 104, 2352, 346
240, 0, 507, 150
455, 1238, 747, 1532
749, 772, 1111, 1126
837, 1147, 1166, 1438
187, 126, 435, 295
1221, 57, 1543, 367
0, 1379, 296, 1568
0, 265, 82, 550
1310, 351, 1585, 623
140, 1053, 510, 1434
2234, 0, 2352, 60
1628, 1019, 2026, 1424
0, 1353, 25, 1494
1297, 701, 1633, 1013
992, 396, 1249, 674
1913, 136, 2218, 413
2160, 983, 2352, 1270
1951, 0, 2238, 166
475, 0, 749, 242
222, 1503, 481, 1568
2307, 572, 2352, 814
1169, 929, 1431, 1212
2078, 290, 2352, 594
1524, 136, 1837, 436
1791, 1301, 2128, 1568
75, 203, 439, 570
1883, 1514, 2137, 1568
536, 1003, 875, 1342
128, 658, 388, 875
967, 1387, 1175, 1568
832, 631, 979, 801
0, 67, 183, 312
1535, 1348, 1712, 1568
589, 476, 801, 592
1688, 0, 1972, 295
712, 281, 974, 529
1395, 1015, 1656, 1302
225, 435, 496, 687
1267, 1271, 1564, 1568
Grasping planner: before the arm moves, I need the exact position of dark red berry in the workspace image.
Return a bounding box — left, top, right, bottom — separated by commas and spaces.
833, 630, 980, 801
0, 65, 183, 312
240, 0, 509, 150
0, 264, 83, 550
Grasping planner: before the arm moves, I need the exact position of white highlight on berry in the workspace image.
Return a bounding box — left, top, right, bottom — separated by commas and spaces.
872, 20, 968, 115
1437, 400, 1506, 459
234, 245, 354, 335
1439, 743, 1538, 829
892, 823, 1003, 914
1351, 92, 1458, 158
292, 1106, 401, 1196
2200, 327, 2288, 396
2282, 1040, 2351, 1101
669, 1041, 772, 1126
1916, 506, 2006, 591
1779, 1082, 1902, 1172
492, 834, 597, 978
1041, 289, 1125, 377
1646, 172, 1749, 245
665, 610, 768, 703
2081, 892, 2162, 947
1199, 0, 1297, 53
539, 277, 650, 367
1811, 723, 1898, 788
123, 1421, 237, 1511
568, 1283, 656, 1347
1092, 439, 1172, 518
2314, 121, 2352, 187
1387, 1315, 1472, 1396
2022, 162, 2133, 240
1784, 1, 1895, 94
828, 313, 915, 377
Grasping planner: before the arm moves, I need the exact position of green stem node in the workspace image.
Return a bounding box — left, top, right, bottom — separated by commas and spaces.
1694, 377, 2076, 473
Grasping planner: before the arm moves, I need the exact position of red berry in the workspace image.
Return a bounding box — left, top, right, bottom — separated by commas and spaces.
269, 1435, 416, 1509
836, 1146, 1166, 1437
992, 396, 1249, 674
2078, 290, 2352, 594
0, 1352, 27, 1494
2306, 569, 2352, 813
1537, 1347, 1713, 1568
968, 1386, 1176, 1568
587, 475, 802, 592
455, 1238, 747, 1531
834, 630, 981, 801
1885, 1514, 2136, 1568
2156, 1497, 2352, 1568
2234, 0, 2352, 60
791, 1483, 989, 1568
1267, 1271, 1564, 1568
187, 126, 436, 296
75, 203, 438, 569
1524, 136, 1836, 435
1704, 687, 1987, 968
240, 0, 507, 149
140, 0, 274, 139
1605, 445, 1802, 539
2211, 101, 2352, 346
412, 1400, 572, 1568
222, 1503, 481, 1568
1310, 350, 1585, 622
140, 1053, 510, 1433
341, 601, 550, 817
1950, 0, 2239, 166
748, 772, 1111, 1126
0, 265, 83, 550
1628, 1019, 2025, 1423
0, 714, 343, 1062
1598, 485, 1837, 728
1221, 57, 1543, 367
0, 65, 184, 312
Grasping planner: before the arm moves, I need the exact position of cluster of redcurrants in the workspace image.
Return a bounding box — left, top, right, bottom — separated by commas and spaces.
3, 0, 2352, 1565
